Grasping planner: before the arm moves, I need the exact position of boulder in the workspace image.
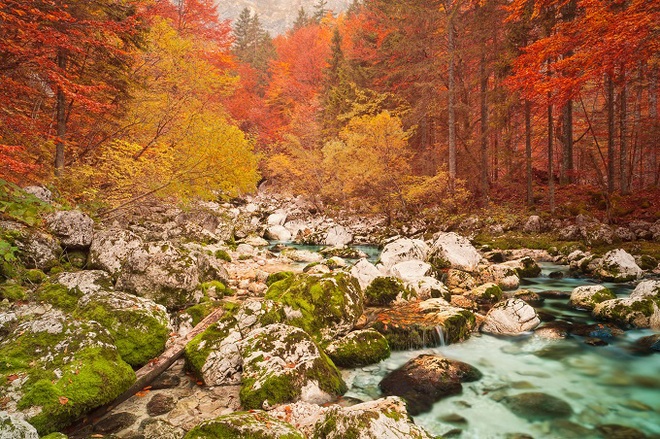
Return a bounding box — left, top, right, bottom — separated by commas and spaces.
379, 354, 482, 415
0, 411, 39, 439
595, 249, 643, 282
185, 299, 284, 386
53, 270, 113, 296
45, 210, 94, 249
592, 297, 660, 329
569, 285, 616, 311
630, 280, 660, 299
0, 309, 135, 435
465, 282, 503, 305
281, 248, 324, 263
76, 290, 170, 367
481, 298, 540, 335
444, 269, 478, 294
480, 264, 520, 290
239, 324, 346, 409
115, 241, 200, 310
267, 213, 288, 226
502, 392, 573, 421
503, 257, 542, 278
1, 221, 60, 271
405, 276, 450, 302
242, 235, 269, 247
523, 215, 542, 233
88, 228, 143, 278
311, 397, 433, 439
325, 225, 352, 247
324, 329, 390, 368
264, 225, 292, 242
265, 272, 363, 345
349, 259, 381, 291
379, 238, 429, 271
427, 232, 481, 272
22, 186, 52, 204
184, 412, 303, 439
370, 298, 476, 349
194, 252, 229, 283
390, 260, 433, 282
364, 276, 414, 306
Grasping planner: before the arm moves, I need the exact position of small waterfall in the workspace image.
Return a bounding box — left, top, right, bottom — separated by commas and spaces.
434, 325, 447, 347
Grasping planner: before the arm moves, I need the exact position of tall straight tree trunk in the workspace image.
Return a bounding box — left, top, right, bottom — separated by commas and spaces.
619, 75, 628, 194
55, 49, 67, 177
480, 54, 489, 202
649, 65, 658, 187
561, 101, 573, 184
607, 73, 615, 193
525, 99, 533, 206
633, 64, 643, 189
446, 1, 457, 194
548, 97, 555, 213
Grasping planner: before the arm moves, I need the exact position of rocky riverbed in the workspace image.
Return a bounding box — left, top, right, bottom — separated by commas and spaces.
1, 186, 659, 438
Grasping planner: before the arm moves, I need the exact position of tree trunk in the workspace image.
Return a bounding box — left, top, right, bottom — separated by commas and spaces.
55, 49, 67, 177
446, 3, 457, 194
548, 97, 555, 213
525, 99, 533, 206
619, 75, 628, 194
480, 54, 489, 203
561, 101, 573, 184
607, 73, 615, 193
649, 65, 658, 187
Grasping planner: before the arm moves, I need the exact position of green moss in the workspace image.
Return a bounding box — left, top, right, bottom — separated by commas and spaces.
265, 271, 294, 287
240, 372, 299, 410
200, 280, 228, 298
0, 283, 26, 301
516, 257, 541, 278
75, 300, 169, 367
303, 262, 321, 272
327, 330, 390, 368
22, 268, 47, 284
214, 249, 232, 262
639, 255, 658, 271
36, 283, 82, 312
590, 289, 616, 305
184, 311, 239, 379
41, 433, 68, 439
184, 301, 223, 326
468, 283, 503, 304
364, 277, 408, 306
184, 412, 304, 439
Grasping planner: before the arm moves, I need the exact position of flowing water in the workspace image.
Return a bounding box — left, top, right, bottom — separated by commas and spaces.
343, 263, 660, 438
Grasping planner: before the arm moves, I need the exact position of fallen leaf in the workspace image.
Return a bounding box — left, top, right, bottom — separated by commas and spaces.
135, 390, 150, 397
58, 396, 68, 405
6, 374, 19, 382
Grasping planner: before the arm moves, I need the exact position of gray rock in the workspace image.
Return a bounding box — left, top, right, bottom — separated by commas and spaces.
89, 228, 143, 278
427, 232, 481, 272
390, 260, 433, 282
194, 252, 229, 283
380, 237, 429, 271
264, 225, 292, 241
1, 221, 60, 270
522, 215, 542, 233
324, 225, 352, 247
239, 323, 346, 409
481, 298, 540, 335
350, 258, 381, 291
592, 297, 659, 329
53, 270, 113, 296
267, 213, 288, 226
45, 210, 94, 249
146, 394, 177, 417
115, 241, 200, 310
595, 249, 643, 282
184, 412, 303, 439
22, 186, 52, 203
502, 392, 572, 420
630, 280, 660, 299
0, 411, 39, 439
480, 264, 520, 290
569, 285, 616, 311
444, 269, 478, 294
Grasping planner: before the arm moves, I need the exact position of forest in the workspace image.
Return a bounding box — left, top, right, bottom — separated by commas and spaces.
1, 0, 658, 220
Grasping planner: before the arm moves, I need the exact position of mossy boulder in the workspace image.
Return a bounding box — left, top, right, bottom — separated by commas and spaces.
504, 256, 542, 278
370, 298, 476, 349
569, 285, 616, 311
405, 277, 451, 302
264, 272, 363, 345
266, 271, 294, 286
427, 232, 481, 272
75, 290, 170, 367
310, 397, 433, 439
0, 411, 39, 438
481, 298, 540, 335
115, 241, 201, 310
465, 282, 503, 305
184, 299, 285, 385
349, 258, 381, 290
0, 221, 61, 271
0, 283, 26, 301
325, 329, 390, 368
364, 277, 413, 306
379, 354, 482, 415
0, 309, 135, 435
88, 228, 143, 279
592, 297, 660, 329
184, 411, 304, 439
35, 283, 83, 312
443, 269, 478, 294
239, 324, 347, 410
38, 271, 114, 312
44, 210, 94, 250
480, 264, 520, 290
594, 249, 643, 282
630, 280, 660, 300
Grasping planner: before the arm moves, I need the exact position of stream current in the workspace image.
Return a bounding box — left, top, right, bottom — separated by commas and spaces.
340, 261, 660, 438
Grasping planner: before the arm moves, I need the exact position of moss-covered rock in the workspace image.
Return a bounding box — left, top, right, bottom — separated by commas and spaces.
465, 283, 503, 305
88, 228, 143, 279
630, 280, 660, 300
0, 221, 61, 271
183, 300, 224, 326
0, 411, 39, 438
0, 309, 135, 435
594, 249, 643, 282
35, 282, 82, 312
325, 329, 390, 368
370, 299, 476, 349
264, 272, 363, 346
592, 297, 660, 329
39, 433, 68, 439
184, 299, 285, 385
266, 271, 294, 287
479, 264, 520, 290
184, 412, 304, 439
481, 298, 540, 335
75, 290, 170, 367
569, 285, 616, 311
364, 277, 413, 306
443, 269, 478, 294
505, 256, 542, 278
0, 283, 26, 301
427, 232, 481, 272
405, 276, 451, 302
239, 323, 346, 410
